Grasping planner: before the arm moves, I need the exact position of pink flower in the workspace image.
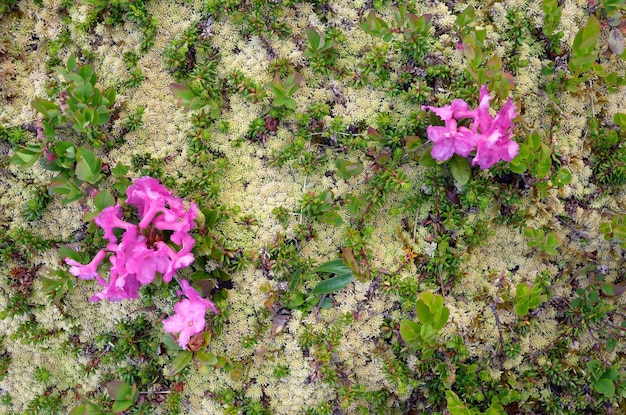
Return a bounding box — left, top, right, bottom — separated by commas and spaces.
90, 227, 143, 301
422, 86, 519, 169
95, 204, 136, 243
65, 249, 107, 284
153, 202, 198, 245
126, 177, 185, 228
422, 100, 477, 161
469, 86, 519, 169
178, 279, 219, 315
66, 177, 201, 315
162, 281, 217, 350
162, 299, 208, 349
156, 234, 196, 283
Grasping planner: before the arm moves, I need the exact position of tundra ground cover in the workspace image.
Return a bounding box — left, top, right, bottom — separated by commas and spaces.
1, 0, 626, 414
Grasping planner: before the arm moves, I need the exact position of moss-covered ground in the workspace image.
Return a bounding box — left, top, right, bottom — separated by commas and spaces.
1, 0, 626, 414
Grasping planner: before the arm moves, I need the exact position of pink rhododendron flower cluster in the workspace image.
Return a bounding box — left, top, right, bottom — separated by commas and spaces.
422, 85, 519, 169
65, 176, 218, 350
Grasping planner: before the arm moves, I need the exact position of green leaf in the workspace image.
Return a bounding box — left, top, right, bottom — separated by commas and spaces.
532, 143, 552, 178
399, 319, 421, 344
69, 402, 106, 415
573, 15, 601, 55
93, 190, 115, 211
73, 82, 93, 103
419, 150, 437, 167
10, 143, 43, 169
313, 259, 351, 275
544, 232, 561, 255
59, 246, 82, 262
320, 296, 333, 309
456, 5, 477, 29
614, 112, 626, 130
306, 27, 321, 50
405, 135, 421, 152
446, 390, 473, 415
66, 54, 76, 72
320, 210, 343, 226
514, 283, 546, 317
311, 273, 353, 295
415, 298, 434, 326
514, 283, 531, 316
111, 162, 130, 177
230, 367, 244, 381
196, 350, 218, 366
106, 381, 132, 401
169, 350, 192, 376
593, 378, 615, 397
75, 147, 102, 184
450, 154, 471, 185
335, 159, 364, 180
170, 83, 206, 112
284, 290, 305, 308
32, 98, 59, 120
111, 400, 134, 413
551, 167, 571, 186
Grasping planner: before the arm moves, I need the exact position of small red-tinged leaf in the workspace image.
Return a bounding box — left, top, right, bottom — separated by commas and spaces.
335, 159, 364, 180
169, 83, 195, 101
106, 380, 132, 400
602, 283, 626, 297
609, 27, 625, 55
367, 127, 381, 138
405, 135, 421, 152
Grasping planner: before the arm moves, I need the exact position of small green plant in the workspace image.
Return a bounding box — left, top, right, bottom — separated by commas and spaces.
446, 390, 506, 415
524, 227, 561, 255
170, 82, 220, 117
360, 5, 432, 63
586, 360, 622, 398
12, 142, 103, 204
513, 282, 547, 317
509, 133, 572, 189
542, 0, 564, 55
599, 214, 626, 247
400, 291, 450, 358
21, 186, 51, 222
299, 189, 342, 226
70, 380, 139, 415
266, 72, 303, 110
33, 55, 117, 145
461, 32, 514, 99
305, 26, 341, 75
589, 113, 626, 186
561, 14, 601, 91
